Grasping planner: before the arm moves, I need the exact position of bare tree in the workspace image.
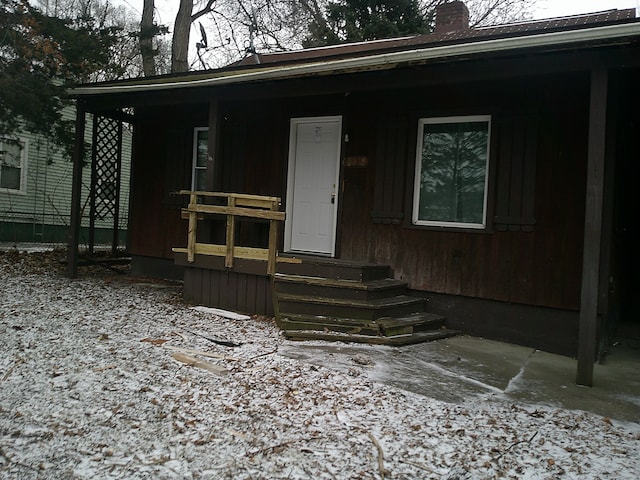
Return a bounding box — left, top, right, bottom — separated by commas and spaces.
138, 0, 537, 73
140, 0, 157, 76
172, 0, 217, 72
465, 0, 534, 26
196, 0, 536, 67
172, 0, 194, 72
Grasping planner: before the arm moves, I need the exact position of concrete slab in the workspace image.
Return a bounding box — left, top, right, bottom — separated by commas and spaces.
279, 335, 640, 424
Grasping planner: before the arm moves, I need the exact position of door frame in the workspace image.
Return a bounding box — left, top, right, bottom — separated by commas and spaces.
284, 115, 343, 256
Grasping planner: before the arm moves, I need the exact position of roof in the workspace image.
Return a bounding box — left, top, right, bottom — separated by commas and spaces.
234, 8, 638, 67
72, 8, 640, 97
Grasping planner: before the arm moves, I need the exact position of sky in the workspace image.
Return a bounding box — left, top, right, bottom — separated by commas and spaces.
533, 0, 639, 18
119, 0, 640, 24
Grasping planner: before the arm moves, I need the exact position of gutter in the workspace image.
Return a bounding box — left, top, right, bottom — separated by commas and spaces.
71, 22, 640, 96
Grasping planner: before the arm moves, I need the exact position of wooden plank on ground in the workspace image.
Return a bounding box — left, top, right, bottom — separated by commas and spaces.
172, 352, 229, 376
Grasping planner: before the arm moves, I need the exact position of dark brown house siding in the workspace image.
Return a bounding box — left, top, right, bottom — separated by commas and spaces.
126, 70, 591, 309
129, 105, 207, 260
336, 74, 589, 311
124, 64, 619, 337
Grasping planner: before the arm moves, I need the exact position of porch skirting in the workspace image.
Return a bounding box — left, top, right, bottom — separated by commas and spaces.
175, 252, 273, 315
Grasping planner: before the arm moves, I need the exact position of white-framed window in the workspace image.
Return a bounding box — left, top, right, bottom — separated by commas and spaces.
192, 128, 208, 191
0, 137, 27, 194
413, 115, 491, 229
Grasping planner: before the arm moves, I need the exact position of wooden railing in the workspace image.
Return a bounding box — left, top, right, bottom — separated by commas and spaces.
172, 191, 297, 275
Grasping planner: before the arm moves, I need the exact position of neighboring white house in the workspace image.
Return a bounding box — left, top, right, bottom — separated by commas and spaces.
0, 108, 131, 245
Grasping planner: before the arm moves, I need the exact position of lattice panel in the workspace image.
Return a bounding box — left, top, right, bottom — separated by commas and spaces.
90, 116, 121, 221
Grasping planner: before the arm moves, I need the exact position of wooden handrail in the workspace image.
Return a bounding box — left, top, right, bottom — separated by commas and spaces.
186, 204, 285, 221
174, 191, 286, 275
177, 190, 280, 203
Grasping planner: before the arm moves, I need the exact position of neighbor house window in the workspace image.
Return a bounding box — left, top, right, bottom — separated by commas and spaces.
0, 138, 26, 193
413, 115, 491, 229
192, 128, 208, 191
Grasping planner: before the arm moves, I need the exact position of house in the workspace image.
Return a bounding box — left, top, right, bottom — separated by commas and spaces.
0, 106, 131, 248
67, 2, 640, 385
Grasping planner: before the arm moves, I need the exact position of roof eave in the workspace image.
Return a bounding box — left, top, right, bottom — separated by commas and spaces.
71, 21, 640, 97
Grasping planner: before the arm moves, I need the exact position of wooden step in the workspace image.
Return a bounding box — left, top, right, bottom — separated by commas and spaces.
276, 293, 425, 321
277, 312, 446, 337
282, 328, 460, 346
376, 312, 446, 336
276, 256, 390, 282
273, 273, 408, 301
277, 315, 382, 336
272, 257, 453, 346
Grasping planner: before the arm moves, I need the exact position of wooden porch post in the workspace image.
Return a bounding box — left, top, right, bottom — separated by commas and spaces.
67, 100, 87, 278
576, 67, 608, 386
112, 119, 123, 254
187, 192, 198, 263
207, 99, 222, 192
225, 196, 236, 268
267, 199, 279, 275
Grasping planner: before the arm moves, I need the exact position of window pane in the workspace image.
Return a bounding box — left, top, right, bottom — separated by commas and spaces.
195, 169, 207, 191
1, 166, 21, 190
192, 129, 209, 190
417, 120, 489, 225
196, 131, 208, 167
1, 143, 22, 167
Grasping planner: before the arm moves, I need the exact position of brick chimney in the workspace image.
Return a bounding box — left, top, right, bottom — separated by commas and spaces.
435, 1, 470, 33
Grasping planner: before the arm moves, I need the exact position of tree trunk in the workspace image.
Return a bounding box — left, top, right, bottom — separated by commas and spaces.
172, 0, 194, 73
140, 0, 156, 76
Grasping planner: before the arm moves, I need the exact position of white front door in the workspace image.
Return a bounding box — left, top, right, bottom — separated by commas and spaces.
285, 116, 342, 256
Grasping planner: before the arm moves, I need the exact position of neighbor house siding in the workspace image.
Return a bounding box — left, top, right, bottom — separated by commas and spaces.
0, 107, 131, 243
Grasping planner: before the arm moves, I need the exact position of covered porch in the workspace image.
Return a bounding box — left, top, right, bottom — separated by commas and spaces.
66, 10, 640, 385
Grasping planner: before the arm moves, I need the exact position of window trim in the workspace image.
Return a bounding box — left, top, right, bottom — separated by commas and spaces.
412, 115, 492, 230
0, 137, 28, 195
191, 127, 209, 191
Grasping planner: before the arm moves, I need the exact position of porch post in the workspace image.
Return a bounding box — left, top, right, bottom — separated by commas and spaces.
67, 99, 87, 278
207, 99, 222, 192
576, 67, 608, 386
201, 99, 222, 243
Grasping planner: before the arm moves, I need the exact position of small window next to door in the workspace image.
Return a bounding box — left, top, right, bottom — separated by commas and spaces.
412, 115, 491, 229
192, 128, 208, 191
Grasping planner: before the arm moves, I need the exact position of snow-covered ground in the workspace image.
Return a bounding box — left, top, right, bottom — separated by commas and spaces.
1, 249, 638, 479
